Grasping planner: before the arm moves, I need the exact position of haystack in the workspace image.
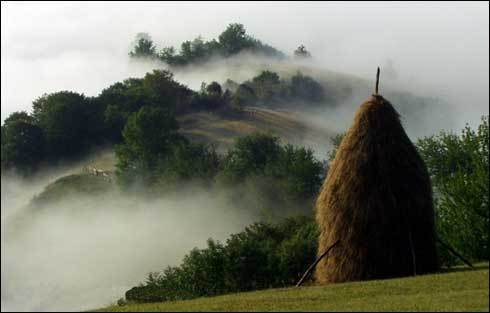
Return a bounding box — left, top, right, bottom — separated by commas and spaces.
314, 94, 439, 284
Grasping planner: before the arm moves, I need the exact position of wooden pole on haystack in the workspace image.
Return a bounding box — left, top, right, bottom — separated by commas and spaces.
375, 67, 380, 95
436, 237, 474, 269
296, 240, 340, 287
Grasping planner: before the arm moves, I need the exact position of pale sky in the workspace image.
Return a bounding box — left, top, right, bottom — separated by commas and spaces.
2, 1, 489, 128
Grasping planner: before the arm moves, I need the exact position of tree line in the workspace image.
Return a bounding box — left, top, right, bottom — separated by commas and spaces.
1, 69, 328, 176
129, 23, 312, 66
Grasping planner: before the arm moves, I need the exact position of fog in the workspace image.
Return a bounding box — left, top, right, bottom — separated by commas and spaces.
2, 169, 259, 311
1, 2, 489, 311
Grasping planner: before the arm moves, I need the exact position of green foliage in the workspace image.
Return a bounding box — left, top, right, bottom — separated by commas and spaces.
191, 82, 233, 113
267, 144, 323, 200
220, 133, 282, 181
140, 23, 285, 66
4, 111, 35, 124
230, 84, 256, 111
230, 71, 326, 108
223, 79, 239, 93
129, 33, 157, 59
125, 216, 318, 303
141, 70, 194, 113
250, 71, 283, 103
156, 141, 220, 185
1, 111, 44, 175
115, 106, 185, 187
99, 70, 194, 143
218, 23, 250, 56
219, 133, 323, 202
417, 116, 489, 262
327, 132, 345, 162
205, 81, 222, 96
32, 91, 106, 158
290, 72, 324, 103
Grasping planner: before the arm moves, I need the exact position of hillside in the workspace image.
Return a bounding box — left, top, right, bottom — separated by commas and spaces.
60, 106, 335, 176
96, 264, 489, 312
178, 107, 335, 154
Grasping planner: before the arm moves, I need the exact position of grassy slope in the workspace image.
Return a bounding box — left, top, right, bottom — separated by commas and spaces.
76, 107, 335, 173
178, 107, 334, 154
96, 264, 488, 312
31, 173, 113, 206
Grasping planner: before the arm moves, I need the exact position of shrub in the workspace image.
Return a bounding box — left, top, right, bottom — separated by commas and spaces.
125, 216, 317, 303
417, 116, 489, 263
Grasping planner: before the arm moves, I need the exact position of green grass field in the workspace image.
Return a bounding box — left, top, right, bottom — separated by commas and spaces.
96, 263, 488, 312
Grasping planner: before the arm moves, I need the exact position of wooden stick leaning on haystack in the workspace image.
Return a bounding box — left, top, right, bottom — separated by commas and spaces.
296, 240, 340, 287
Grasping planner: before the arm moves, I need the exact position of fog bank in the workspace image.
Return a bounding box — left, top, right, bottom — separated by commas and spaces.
1, 172, 257, 311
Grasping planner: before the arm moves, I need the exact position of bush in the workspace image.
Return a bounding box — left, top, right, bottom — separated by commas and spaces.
156, 141, 220, 187
290, 72, 324, 103
115, 106, 184, 187
229, 71, 326, 109
417, 116, 489, 263
32, 91, 106, 158
220, 133, 282, 182
150, 23, 284, 66
1, 112, 45, 175
219, 133, 323, 201
125, 216, 318, 303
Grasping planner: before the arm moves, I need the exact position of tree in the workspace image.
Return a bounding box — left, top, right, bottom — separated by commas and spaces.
1, 111, 44, 175
294, 45, 311, 58
231, 84, 256, 111
251, 71, 282, 104
125, 216, 318, 303
98, 79, 149, 142
266, 144, 323, 200
32, 91, 105, 158
159, 46, 178, 65
157, 142, 220, 185
115, 106, 185, 186
218, 23, 250, 56
252, 71, 280, 85
327, 133, 345, 162
417, 116, 489, 261
152, 23, 285, 66
290, 72, 324, 103
129, 33, 157, 59
220, 133, 282, 182
190, 36, 208, 61
4, 111, 34, 124
206, 82, 222, 96
141, 70, 194, 114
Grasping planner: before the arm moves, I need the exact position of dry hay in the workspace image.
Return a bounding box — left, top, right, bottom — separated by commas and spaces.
315, 95, 439, 284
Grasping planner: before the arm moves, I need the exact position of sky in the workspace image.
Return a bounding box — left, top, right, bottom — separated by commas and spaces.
1, 1, 489, 127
